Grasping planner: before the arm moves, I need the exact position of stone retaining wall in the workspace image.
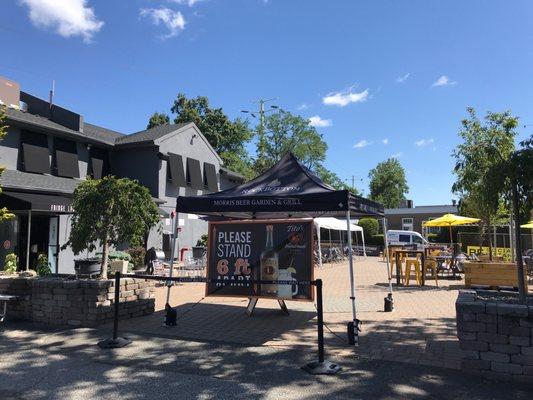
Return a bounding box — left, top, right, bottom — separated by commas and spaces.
0, 276, 156, 327
456, 290, 533, 383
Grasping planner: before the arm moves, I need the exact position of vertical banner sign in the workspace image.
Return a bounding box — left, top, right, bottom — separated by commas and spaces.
206, 219, 314, 301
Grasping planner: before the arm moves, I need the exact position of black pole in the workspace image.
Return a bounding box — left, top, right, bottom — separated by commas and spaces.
112, 271, 121, 340
512, 182, 526, 302
316, 278, 325, 363
302, 278, 341, 374
98, 271, 131, 349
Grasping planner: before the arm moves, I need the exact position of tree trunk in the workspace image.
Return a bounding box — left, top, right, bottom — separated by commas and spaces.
488, 219, 493, 261
101, 231, 109, 280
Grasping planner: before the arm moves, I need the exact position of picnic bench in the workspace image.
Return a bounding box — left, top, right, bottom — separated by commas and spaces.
0, 294, 18, 322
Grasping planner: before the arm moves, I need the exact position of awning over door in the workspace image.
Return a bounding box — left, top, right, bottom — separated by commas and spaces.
0, 191, 74, 213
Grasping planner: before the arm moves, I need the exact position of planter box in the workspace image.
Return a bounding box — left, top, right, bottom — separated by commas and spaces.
464, 261, 527, 291
109, 260, 129, 274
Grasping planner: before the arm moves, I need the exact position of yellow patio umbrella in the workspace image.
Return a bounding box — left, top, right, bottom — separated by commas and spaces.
521, 221, 533, 229
423, 214, 480, 244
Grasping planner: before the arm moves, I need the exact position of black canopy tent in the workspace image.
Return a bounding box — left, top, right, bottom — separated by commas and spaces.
176, 152, 383, 219
170, 152, 389, 345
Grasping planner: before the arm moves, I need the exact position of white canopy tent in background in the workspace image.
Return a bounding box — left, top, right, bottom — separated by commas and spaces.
314, 217, 366, 267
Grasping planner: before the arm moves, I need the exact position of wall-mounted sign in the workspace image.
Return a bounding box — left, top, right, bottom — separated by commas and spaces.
50, 204, 74, 213
206, 219, 314, 301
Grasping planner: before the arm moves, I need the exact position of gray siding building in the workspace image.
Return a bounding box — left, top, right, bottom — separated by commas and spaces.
385, 203, 458, 236
0, 77, 243, 274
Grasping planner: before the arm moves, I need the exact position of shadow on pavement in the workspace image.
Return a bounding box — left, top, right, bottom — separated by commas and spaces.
0, 322, 532, 399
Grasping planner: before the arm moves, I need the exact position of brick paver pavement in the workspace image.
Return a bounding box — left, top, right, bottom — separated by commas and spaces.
111, 256, 478, 370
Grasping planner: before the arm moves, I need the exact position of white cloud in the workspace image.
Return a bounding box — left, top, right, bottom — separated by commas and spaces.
382, 138, 389, 145
396, 73, 410, 83
170, 0, 204, 6
353, 139, 372, 149
20, 0, 103, 43
140, 8, 186, 39
414, 138, 434, 147
391, 152, 403, 158
308, 115, 332, 128
297, 103, 309, 111
323, 87, 369, 107
432, 75, 457, 87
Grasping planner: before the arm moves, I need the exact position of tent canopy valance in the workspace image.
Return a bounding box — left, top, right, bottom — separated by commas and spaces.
176, 152, 384, 219
314, 217, 362, 232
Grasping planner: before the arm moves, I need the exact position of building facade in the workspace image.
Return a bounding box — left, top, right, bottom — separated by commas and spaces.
385, 203, 458, 236
0, 77, 243, 274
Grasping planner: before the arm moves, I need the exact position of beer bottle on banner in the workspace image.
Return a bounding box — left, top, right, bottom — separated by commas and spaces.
260, 224, 278, 295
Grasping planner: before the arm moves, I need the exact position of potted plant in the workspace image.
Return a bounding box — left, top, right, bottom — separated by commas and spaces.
74, 257, 101, 276
35, 253, 52, 276
107, 251, 132, 274
3, 253, 18, 275
193, 234, 208, 259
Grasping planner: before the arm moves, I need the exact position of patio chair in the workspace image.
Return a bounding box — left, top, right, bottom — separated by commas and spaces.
423, 258, 439, 287
405, 255, 422, 286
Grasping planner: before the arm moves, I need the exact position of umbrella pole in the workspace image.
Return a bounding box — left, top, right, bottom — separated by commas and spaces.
449, 225, 453, 246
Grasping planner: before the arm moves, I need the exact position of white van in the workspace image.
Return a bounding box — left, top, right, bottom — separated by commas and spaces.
386, 230, 428, 249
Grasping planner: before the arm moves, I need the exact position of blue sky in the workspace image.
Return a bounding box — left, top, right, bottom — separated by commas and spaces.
1, 0, 532, 205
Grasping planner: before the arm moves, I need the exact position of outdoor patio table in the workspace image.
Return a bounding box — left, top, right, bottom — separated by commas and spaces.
394, 249, 425, 287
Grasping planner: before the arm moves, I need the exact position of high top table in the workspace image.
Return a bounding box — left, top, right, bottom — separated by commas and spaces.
394, 249, 426, 286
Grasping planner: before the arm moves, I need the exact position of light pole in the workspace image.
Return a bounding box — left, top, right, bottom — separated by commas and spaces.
241, 98, 284, 169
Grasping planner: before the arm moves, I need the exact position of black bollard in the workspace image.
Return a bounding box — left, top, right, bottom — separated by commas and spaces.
302, 279, 341, 375
384, 293, 394, 312
98, 272, 132, 349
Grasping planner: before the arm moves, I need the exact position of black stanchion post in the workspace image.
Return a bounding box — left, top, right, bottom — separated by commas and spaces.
302, 279, 341, 375
98, 272, 132, 349
316, 278, 325, 363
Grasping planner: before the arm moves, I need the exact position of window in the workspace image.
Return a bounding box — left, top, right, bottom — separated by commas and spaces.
413, 235, 423, 244
204, 162, 218, 192
424, 218, 440, 234
20, 131, 50, 174
54, 138, 79, 178
89, 147, 109, 179
168, 153, 186, 187
402, 218, 413, 231
399, 234, 410, 243
186, 158, 203, 190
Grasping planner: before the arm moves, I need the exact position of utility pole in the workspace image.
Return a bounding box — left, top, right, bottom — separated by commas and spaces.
241, 98, 281, 173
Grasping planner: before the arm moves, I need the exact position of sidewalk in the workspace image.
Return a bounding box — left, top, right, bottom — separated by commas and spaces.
1, 324, 532, 399
117, 257, 464, 369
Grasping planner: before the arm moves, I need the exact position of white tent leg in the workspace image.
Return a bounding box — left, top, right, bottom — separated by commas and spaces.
166, 212, 179, 305
346, 210, 359, 345
383, 218, 394, 296
362, 230, 367, 258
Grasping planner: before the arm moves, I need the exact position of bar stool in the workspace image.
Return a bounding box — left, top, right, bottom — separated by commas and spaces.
405, 256, 421, 286
424, 258, 439, 287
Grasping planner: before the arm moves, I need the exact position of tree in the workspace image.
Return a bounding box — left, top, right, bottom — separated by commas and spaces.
358, 218, 379, 238
368, 158, 408, 208
452, 108, 517, 257
147, 112, 169, 129
171, 94, 254, 178
0, 106, 14, 222
258, 111, 327, 173
68, 176, 159, 279
253, 111, 350, 191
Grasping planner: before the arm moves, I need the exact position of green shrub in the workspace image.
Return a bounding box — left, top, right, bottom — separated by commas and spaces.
427, 233, 438, 243
36, 253, 52, 276
126, 246, 146, 270
196, 234, 208, 247
368, 234, 384, 247
3, 253, 18, 274
97, 250, 132, 262
358, 218, 379, 238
